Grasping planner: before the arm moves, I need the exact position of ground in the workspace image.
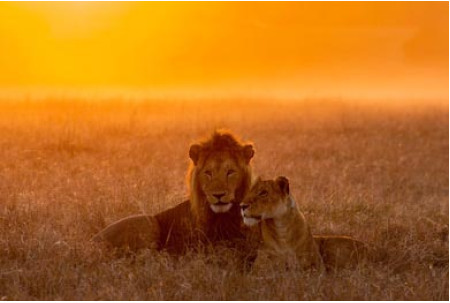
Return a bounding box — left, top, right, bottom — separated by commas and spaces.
0, 98, 448, 300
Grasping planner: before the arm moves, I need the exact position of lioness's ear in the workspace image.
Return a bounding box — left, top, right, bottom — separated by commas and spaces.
242, 144, 255, 163
275, 176, 290, 195
189, 144, 202, 165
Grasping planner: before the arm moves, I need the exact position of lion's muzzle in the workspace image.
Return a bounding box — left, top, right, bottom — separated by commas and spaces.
210, 202, 233, 213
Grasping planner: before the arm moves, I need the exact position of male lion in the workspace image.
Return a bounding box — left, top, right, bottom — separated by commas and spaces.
240, 176, 324, 271
92, 131, 259, 256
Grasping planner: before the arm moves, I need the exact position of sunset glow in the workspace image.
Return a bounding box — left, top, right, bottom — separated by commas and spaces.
0, 2, 448, 99
0, 3, 448, 299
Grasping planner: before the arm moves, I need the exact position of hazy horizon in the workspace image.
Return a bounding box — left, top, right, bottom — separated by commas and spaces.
0, 2, 448, 101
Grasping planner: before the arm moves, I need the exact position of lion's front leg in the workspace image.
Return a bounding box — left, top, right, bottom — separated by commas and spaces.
91, 214, 161, 251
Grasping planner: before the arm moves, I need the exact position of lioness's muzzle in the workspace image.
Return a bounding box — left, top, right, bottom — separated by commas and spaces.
240, 204, 249, 211
244, 215, 262, 220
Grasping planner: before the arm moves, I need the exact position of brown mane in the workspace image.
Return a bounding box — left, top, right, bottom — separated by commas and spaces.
188, 130, 254, 235
92, 130, 259, 255
191, 130, 248, 155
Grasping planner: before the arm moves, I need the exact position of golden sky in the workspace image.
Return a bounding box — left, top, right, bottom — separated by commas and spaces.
0, 2, 448, 99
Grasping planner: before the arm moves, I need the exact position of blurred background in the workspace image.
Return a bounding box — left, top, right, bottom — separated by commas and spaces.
0, 2, 447, 101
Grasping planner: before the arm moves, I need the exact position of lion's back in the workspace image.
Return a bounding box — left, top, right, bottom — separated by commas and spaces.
91, 214, 161, 251
154, 200, 195, 254
313, 235, 384, 270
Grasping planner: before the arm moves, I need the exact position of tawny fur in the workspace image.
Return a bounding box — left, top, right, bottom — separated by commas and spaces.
91, 131, 381, 269
92, 130, 259, 256
241, 177, 324, 271
313, 235, 385, 271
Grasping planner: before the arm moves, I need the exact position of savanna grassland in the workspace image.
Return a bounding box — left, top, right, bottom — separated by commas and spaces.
0, 98, 448, 300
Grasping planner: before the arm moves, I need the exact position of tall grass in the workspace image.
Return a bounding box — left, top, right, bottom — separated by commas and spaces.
0, 98, 448, 300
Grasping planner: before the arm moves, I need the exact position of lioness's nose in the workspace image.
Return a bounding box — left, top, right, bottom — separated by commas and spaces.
241, 204, 249, 211
213, 193, 226, 200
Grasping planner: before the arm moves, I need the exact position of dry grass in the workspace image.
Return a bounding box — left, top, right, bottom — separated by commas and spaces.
0, 98, 448, 300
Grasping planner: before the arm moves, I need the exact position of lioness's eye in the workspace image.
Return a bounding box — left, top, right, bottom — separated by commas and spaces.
258, 190, 268, 197
204, 170, 212, 177
227, 169, 236, 176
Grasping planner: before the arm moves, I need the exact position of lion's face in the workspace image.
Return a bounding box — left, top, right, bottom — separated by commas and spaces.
195, 153, 245, 213
189, 135, 254, 214
240, 176, 291, 226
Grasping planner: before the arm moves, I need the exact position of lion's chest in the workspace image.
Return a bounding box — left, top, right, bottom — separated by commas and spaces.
204, 211, 245, 242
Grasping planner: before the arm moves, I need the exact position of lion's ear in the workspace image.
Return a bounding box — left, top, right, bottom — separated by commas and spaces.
242, 144, 255, 163
275, 176, 290, 195
189, 144, 202, 165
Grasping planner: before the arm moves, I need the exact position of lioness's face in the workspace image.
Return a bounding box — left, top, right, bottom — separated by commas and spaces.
197, 153, 245, 213
240, 177, 290, 226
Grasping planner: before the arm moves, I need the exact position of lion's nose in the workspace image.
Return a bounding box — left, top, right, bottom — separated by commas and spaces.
213, 193, 226, 200
241, 204, 249, 211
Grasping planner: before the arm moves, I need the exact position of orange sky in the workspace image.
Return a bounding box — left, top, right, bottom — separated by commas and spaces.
0, 2, 448, 100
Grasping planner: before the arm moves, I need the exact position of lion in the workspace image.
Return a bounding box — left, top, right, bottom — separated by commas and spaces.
240, 176, 379, 272
91, 130, 259, 257
240, 176, 324, 271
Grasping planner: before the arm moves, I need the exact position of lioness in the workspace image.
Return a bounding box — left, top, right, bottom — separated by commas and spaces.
240, 176, 324, 271
92, 131, 259, 257
241, 176, 377, 271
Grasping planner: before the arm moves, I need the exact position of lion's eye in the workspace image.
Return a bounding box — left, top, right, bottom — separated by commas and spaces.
204, 170, 212, 177
227, 169, 236, 176
258, 190, 268, 197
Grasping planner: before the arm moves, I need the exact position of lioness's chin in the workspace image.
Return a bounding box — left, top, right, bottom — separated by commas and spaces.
243, 216, 261, 226
210, 203, 233, 213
